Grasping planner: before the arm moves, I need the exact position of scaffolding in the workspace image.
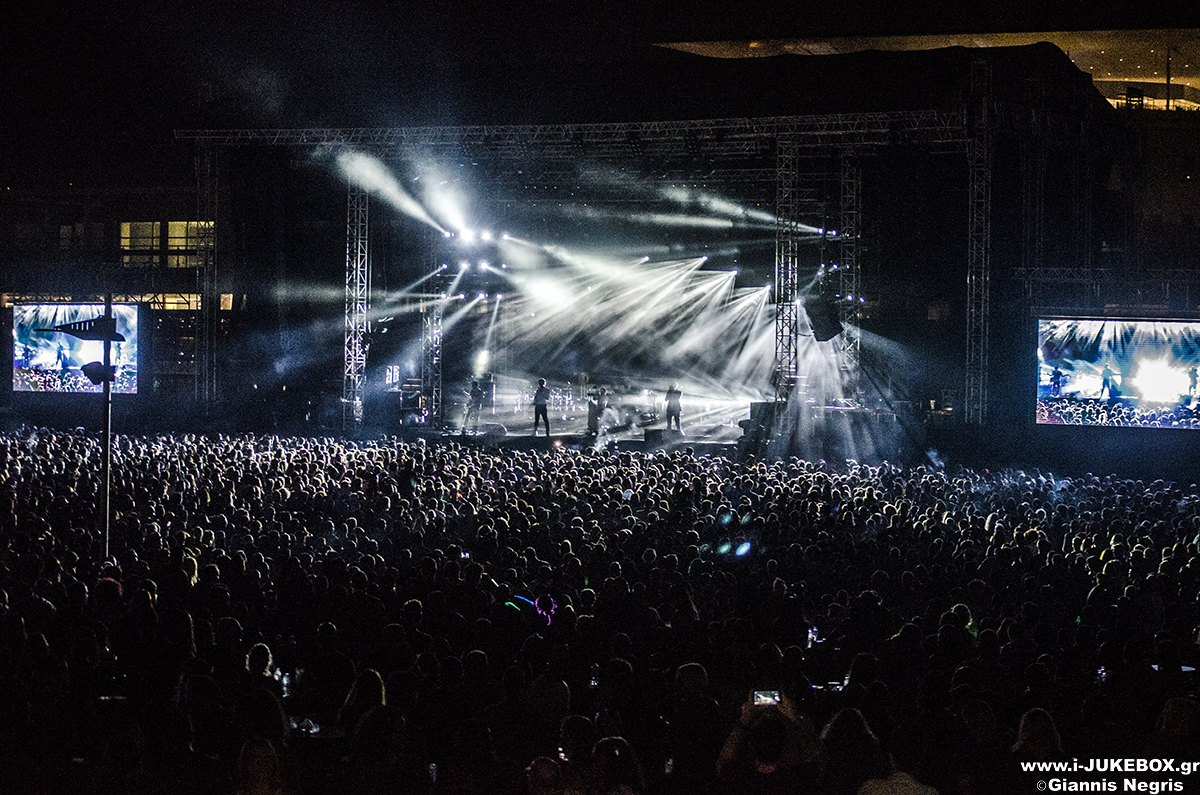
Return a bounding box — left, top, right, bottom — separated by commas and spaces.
838, 154, 862, 401
965, 59, 993, 426
344, 183, 370, 428
194, 143, 218, 409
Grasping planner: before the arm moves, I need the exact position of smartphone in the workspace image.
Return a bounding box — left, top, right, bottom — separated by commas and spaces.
753, 690, 781, 705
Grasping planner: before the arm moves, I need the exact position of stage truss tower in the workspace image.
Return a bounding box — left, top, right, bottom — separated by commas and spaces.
344, 183, 370, 428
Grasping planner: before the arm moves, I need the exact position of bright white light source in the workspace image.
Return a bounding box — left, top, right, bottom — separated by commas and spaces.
1132, 357, 1189, 403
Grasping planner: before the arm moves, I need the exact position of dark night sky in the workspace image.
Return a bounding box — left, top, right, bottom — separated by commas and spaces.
3, 1, 1196, 190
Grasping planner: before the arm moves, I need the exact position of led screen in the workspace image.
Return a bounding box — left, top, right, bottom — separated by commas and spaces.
1037, 318, 1200, 429
12, 304, 138, 394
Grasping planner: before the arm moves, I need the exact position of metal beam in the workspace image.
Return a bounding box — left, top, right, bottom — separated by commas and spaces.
344, 183, 369, 428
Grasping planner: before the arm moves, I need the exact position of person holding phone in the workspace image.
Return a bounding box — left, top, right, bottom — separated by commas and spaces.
717, 690, 824, 790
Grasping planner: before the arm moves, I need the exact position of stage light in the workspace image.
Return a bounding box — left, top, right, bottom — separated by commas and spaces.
481, 230, 493, 242
501, 233, 510, 240
735, 541, 751, 556
442, 230, 452, 238
732, 269, 739, 275
496, 293, 503, 299
477, 292, 486, 299
459, 261, 469, 270
479, 260, 489, 268
441, 263, 448, 269
460, 229, 476, 245
1132, 358, 1189, 403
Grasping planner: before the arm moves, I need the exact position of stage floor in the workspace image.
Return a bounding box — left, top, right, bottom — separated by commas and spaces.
394, 399, 749, 451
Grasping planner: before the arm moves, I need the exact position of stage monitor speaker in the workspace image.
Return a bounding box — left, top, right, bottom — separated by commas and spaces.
804, 299, 843, 342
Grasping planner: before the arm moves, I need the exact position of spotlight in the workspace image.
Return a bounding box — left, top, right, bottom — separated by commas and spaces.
480, 230, 493, 242
460, 229, 476, 245
441, 263, 448, 269
496, 293, 503, 299
459, 261, 469, 270
442, 230, 452, 238
501, 232, 510, 240
479, 260, 488, 268
732, 269, 739, 275
477, 292, 486, 299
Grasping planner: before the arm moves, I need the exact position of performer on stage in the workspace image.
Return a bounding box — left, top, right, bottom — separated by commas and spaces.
1190, 366, 1198, 398
533, 378, 551, 436
665, 382, 682, 430
1050, 368, 1063, 398
464, 380, 484, 433
1100, 363, 1115, 400
587, 387, 608, 435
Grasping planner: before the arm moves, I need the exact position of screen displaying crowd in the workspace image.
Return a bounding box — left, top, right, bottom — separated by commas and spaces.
1037, 318, 1200, 431
1, 428, 1198, 794
11, 304, 139, 394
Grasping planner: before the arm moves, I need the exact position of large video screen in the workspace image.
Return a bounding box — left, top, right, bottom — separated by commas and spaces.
1037, 317, 1200, 429
12, 303, 138, 394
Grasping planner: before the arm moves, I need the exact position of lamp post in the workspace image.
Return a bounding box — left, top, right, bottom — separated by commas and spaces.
36, 295, 124, 558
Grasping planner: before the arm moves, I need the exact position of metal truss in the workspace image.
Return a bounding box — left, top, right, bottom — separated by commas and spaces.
421, 228, 446, 424
1017, 267, 1200, 308
195, 144, 218, 408
177, 111, 966, 155
422, 304, 443, 424
838, 154, 862, 401
1020, 80, 1046, 276
344, 184, 369, 428
774, 136, 802, 405
965, 60, 993, 426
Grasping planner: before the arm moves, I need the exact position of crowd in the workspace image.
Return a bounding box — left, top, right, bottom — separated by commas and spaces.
1, 427, 1199, 795
1037, 397, 1200, 429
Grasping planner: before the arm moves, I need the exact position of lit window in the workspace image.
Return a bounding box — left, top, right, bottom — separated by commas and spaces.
166, 221, 213, 268
120, 221, 161, 267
